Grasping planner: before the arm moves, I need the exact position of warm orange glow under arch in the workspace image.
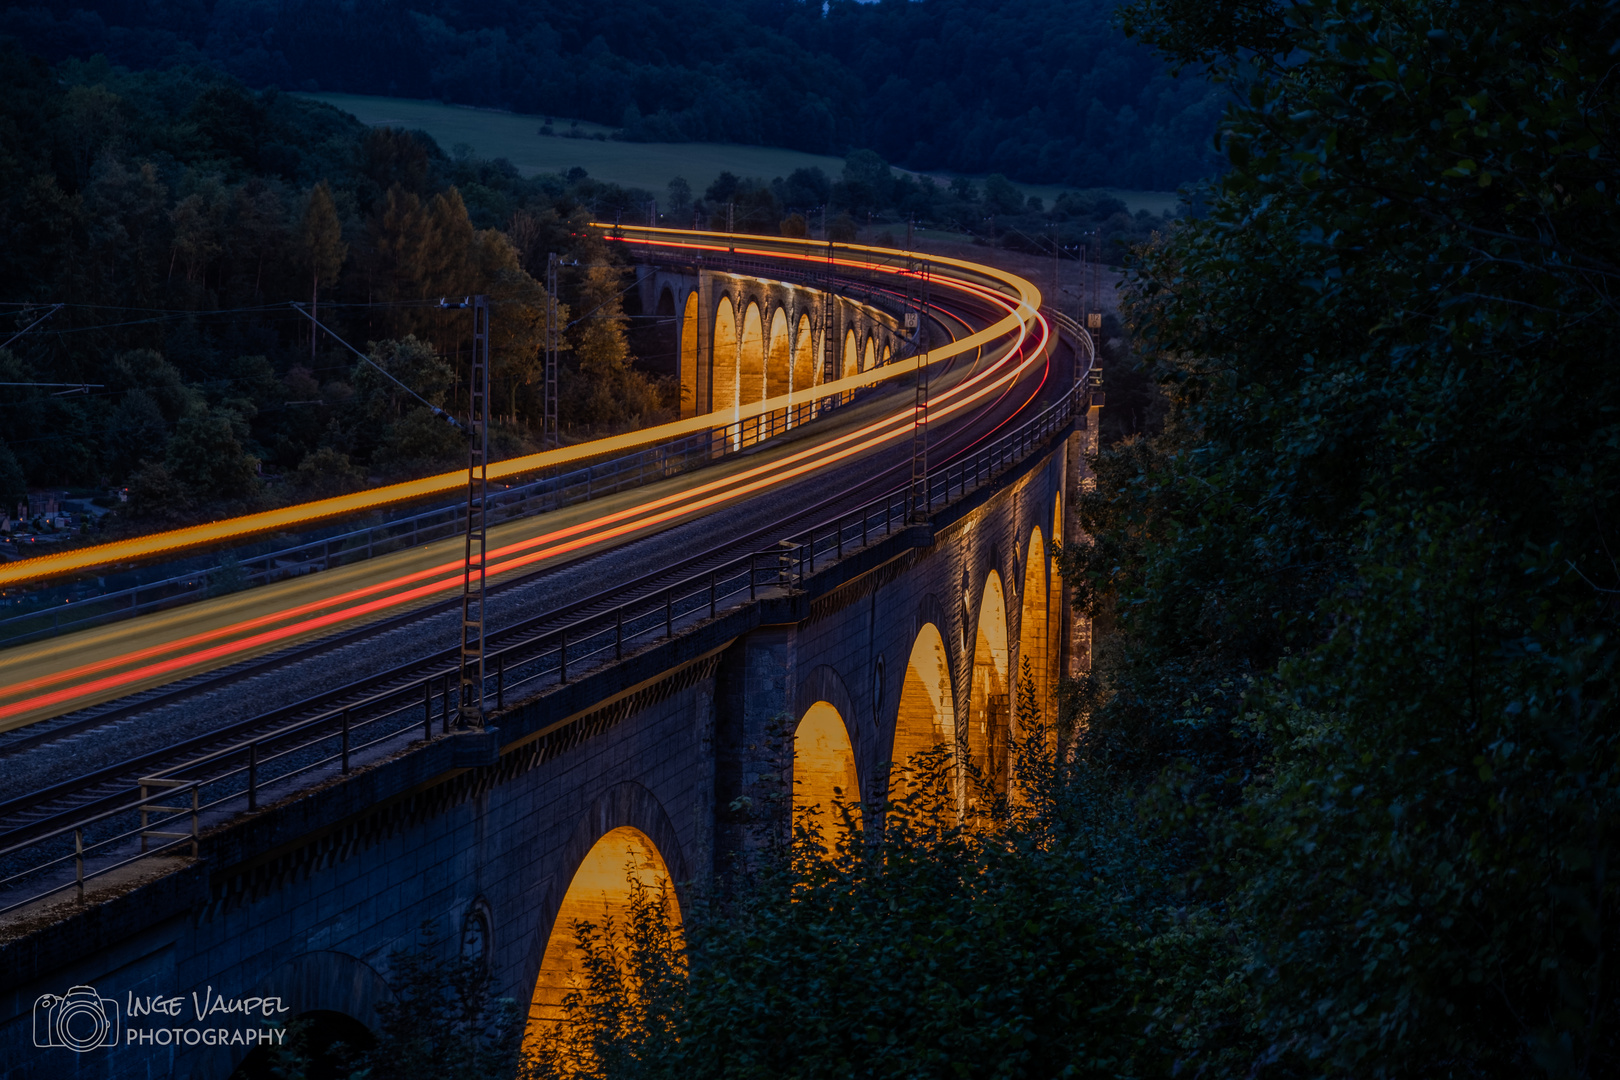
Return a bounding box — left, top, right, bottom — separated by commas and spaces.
525, 827, 680, 1045
842, 328, 859, 378
794, 701, 861, 848
891, 622, 956, 805
679, 292, 699, 418
1017, 527, 1051, 736
740, 302, 765, 406
712, 294, 738, 426
969, 570, 1010, 799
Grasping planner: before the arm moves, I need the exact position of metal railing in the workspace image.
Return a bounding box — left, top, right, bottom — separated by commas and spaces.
0, 306, 1089, 921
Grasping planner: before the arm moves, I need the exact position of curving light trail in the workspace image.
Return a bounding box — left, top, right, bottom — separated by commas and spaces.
0, 231, 1042, 589
0, 235, 1049, 728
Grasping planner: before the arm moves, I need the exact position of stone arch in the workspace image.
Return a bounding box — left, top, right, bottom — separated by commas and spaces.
794, 701, 861, 849
863, 331, 876, 372
793, 313, 816, 421
1053, 490, 1063, 547
880, 342, 891, 367
525, 828, 682, 1044
212, 950, 389, 1077
765, 306, 791, 399
712, 293, 738, 425
968, 570, 1011, 800
1017, 526, 1050, 736
795, 663, 861, 750
679, 292, 699, 417
842, 327, 859, 378
890, 622, 956, 805
765, 305, 791, 435
738, 301, 765, 444
523, 783, 686, 1044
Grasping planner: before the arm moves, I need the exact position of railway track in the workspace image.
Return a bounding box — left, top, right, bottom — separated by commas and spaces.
0, 234, 1080, 916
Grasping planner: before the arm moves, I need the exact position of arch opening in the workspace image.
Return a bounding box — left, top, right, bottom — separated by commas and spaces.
739, 302, 765, 444
679, 292, 698, 418
1017, 527, 1051, 743
968, 570, 1010, 801
765, 306, 791, 437
525, 827, 681, 1045
890, 622, 956, 808
842, 327, 859, 379
793, 313, 816, 424
794, 701, 861, 849
712, 295, 738, 449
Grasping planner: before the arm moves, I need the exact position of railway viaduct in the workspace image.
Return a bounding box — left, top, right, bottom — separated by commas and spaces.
0, 243, 1099, 1080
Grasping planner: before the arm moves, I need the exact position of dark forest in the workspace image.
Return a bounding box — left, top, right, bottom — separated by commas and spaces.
2, 0, 1225, 191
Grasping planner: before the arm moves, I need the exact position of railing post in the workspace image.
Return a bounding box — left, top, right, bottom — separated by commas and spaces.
139, 784, 150, 853
666, 589, 674, 637
750, 554, 757, 599
341, 709, 351, 774
559, 634, 568, 684
248, 742, 257, 811
75, 828, 84, 900
424, 680, 433, 741
190, 784, 199, 857
443, 674, 452, 734
615, 608, 623, 660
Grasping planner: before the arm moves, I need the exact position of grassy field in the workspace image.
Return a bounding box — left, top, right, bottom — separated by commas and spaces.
300, 93, 1181, 215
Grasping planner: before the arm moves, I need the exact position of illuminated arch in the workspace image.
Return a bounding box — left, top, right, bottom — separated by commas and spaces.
842, 327, 859, 378
1017, 527, 1051, 738
890, 622, 956, 804
794, 701, 861, 849
738, 302, 765, 445
679, 292, 699, 417
863, 332, 876, 372
968, 570, 1010, 799
880, 342, 891, 368
765, 306, 791, 436
1053, 490, 1063, 547
525, 827, 680, 1043
712, 294, 738, 424
793, 313, 817, 425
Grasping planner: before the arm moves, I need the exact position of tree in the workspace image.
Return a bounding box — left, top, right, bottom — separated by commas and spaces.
299, 180, 346, 360
1067, 0, 1620, 1073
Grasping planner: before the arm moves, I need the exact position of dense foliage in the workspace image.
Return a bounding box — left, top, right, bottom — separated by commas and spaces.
0, 52, 671, 531
518, 0, 1620, 1076
1062, 0, 1620, 1072
2, 0, 1225, 191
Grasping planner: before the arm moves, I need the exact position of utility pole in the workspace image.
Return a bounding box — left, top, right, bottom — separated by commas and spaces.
545, 254, 560, 451
440, 294, 490, 727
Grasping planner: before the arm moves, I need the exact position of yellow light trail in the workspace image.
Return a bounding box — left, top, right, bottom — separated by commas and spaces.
0, 233, 1040, 588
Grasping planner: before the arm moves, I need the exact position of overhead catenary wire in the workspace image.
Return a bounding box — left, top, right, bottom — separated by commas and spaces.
290, 302, 469, 435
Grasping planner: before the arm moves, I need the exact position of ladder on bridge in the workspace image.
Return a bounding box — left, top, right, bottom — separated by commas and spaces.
818, 238, 839, 412
906, 258, 933, 521
460, 295, 491, 727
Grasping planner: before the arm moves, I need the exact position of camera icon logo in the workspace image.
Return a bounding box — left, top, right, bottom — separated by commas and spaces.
34, 985, 119, 1052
